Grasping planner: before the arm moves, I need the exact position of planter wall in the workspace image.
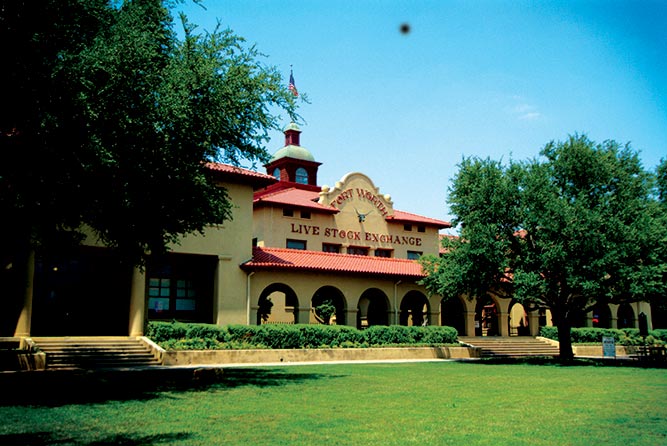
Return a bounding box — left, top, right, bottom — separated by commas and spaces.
162, 346, 480, 366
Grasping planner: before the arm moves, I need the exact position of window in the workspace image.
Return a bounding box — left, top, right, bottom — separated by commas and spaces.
287, 239, 307, 250
146, 255, 215, 322
300, 210, 311, 219
148, 277, 171, 313
283, 208, 294, 217
347, 246, 369, 256
407, 251, 422, 260
295, 167, 308, 184
148, 275, 198, 316
374, 248, 392, 258
273, 167, 281, 180
175, 279, 197, 311
322, 243, 341, 253
403, 224, 413, 231
417, 225, 426, 233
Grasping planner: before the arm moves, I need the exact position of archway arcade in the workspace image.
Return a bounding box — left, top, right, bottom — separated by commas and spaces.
247, 272, 653, 335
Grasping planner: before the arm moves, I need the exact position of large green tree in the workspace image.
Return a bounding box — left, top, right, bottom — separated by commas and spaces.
421, 135, 666, 360
0, 0, 297, 268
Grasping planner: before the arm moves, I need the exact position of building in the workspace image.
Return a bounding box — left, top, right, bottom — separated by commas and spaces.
245, 122, 450, 328
5, 123, 656, 338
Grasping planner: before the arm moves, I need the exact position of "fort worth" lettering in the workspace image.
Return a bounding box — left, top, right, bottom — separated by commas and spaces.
329, 188, 389, 217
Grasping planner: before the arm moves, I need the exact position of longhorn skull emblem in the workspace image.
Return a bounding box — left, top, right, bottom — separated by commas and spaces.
355, 208, 372, 222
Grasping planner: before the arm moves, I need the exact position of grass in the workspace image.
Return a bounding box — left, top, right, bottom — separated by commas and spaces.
1, 361, 666, 445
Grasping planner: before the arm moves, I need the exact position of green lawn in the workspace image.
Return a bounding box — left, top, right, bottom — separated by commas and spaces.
1, 362, 666, 445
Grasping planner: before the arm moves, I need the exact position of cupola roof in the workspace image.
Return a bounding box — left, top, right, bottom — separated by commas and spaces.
269, 122, 316, 162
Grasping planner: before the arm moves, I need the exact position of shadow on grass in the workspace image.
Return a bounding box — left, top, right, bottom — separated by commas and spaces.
0, 431, 193, 446
0, 367, 341, 407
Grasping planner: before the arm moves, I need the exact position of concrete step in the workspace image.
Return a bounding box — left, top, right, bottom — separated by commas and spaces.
458, 337, 559, 358
32, 337, 162, 370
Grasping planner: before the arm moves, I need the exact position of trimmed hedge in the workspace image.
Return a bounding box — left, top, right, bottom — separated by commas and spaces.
539, 326, 667, 346
147, 321, 458, 350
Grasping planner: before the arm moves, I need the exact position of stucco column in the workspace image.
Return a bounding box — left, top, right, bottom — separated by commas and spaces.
297, 306, 311, 325
14, 250, 35, 337
128, 266, 146, 337
586, 311, 594, 327
465, 311, 476, 337
528, 311, 540, 337
609, 303, 619, 328
250, 305, 259, 325
498, 310, 510, 337
637, 301, 653, 330
344, 309, 358, 328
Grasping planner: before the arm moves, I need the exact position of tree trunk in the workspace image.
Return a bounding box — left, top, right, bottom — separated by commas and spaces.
556, 317, 574, 362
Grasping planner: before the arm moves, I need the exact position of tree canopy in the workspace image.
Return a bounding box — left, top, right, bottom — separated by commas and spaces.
0, 0, 298, 266
421, 135, 667, 359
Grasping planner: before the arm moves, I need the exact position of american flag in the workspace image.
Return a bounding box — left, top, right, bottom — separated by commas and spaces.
289, 71, 298, 97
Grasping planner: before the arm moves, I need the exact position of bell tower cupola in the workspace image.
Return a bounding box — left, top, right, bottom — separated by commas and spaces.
265, 122, 321, 187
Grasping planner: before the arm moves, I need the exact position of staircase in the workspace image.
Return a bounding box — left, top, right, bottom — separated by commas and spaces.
32, 337, 162, 370
459, 337, 559, 358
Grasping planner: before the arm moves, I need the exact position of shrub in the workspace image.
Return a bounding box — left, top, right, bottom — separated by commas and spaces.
416, 326, 459, 344
651, 329, 667, 344
299, 325, 333, 348
146, 321, 187, 342
331, 326, 365, 346
227, 324, 258, 343
363, 326, 414, 345
539, 326, 558, 341
538, 326, 666, 346
255, 325, 305, 349
149, 321, 460, 350
161, 337, 224, 350
186, 324, 229, 342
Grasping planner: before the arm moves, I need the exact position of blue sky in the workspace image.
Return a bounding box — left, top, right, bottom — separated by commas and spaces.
176, 0, 666, 227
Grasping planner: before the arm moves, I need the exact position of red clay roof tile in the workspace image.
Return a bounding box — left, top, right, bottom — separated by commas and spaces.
253, 188, 338, 213
386, 210, 451, 228
242, 247, 425, 278
206, 162, 276, 187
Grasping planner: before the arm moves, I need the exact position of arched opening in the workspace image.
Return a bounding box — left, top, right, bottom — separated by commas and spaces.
617, 303, 636, 329
399, 291, 429, 326
651, 300, 667, 329
508, 300, 529, 336
591, 303, 612, 328
569, 307, 588, 328
357, 288, 389, 329
441, 297, 466, 335
311, 286, 347, 325
257, 283, 299, 325
295, 167, 308, 184
475, 295, 499, 336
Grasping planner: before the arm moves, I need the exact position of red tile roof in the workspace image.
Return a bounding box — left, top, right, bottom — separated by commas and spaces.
386, 210, 451, 228
253, 187, 338, 213
242, 247, 426, 279
252, 181, 450, 226
206, 162, 276, 188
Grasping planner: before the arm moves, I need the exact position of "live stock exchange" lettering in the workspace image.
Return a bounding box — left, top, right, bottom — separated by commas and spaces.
290, 223, 421, 246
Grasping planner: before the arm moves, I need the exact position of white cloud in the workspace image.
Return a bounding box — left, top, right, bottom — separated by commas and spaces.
506, 99, 543, 121
518, 112, 541, 121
